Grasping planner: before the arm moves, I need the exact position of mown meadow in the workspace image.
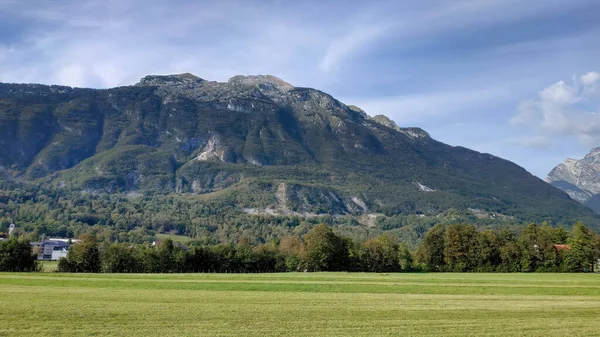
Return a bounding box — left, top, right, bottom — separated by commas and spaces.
1, 272, 599, 336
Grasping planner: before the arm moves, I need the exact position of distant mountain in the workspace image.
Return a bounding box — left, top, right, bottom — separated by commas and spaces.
547, 148, 600, 214
0, 73, 597, 232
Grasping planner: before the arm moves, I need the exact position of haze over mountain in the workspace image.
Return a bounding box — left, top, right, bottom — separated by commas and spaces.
547, 148, 600, 215
1, 73, 597, 231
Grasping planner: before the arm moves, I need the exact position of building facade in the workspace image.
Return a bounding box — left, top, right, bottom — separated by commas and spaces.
30, 239, 72, 260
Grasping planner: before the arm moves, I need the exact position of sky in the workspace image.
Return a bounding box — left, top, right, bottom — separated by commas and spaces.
0, 0, 599, 177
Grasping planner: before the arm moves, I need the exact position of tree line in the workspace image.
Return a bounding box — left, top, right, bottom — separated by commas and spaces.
1, 222, 599, 273
57, 222, 600, 273
56, 225, 413, 273
416, 222, 600, 272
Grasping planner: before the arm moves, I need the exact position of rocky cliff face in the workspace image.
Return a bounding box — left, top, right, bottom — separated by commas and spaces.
547, 148, 600, 214
0, 73, 597, 224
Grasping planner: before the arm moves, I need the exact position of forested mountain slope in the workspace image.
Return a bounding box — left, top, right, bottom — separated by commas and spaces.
0, 74, 597, 242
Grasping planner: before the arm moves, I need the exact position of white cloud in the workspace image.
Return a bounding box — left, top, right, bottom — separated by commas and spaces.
352, 85, 514, 124
56, 65, 86, 87
581, 71, 600, 85
509, 135, 551, 148
539, 80, 579, 104
316, 0, 569, 73
0, 0, 590, 89
578, 134, 600, 148
511, 71, 600, 147
511, 100, 537, 124
319, 25, 389, 72
0, 0, 335, 88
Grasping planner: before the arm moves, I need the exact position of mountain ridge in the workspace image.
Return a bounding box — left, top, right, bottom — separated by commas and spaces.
547, 148, 600, 214
1, 73, 598, 236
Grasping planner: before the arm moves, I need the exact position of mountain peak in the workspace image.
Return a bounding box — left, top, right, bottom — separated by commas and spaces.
371, 115, 400, 131
227, 75, 294, 91
370, 115, 430, 139
584, 147, 600, 159
547, 148, 600, 213
136, 73, 205, 87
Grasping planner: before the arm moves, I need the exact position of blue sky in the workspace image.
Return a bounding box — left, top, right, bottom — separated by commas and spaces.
0, 0, 599, 177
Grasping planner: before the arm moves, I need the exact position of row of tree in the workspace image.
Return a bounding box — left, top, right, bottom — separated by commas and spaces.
2, 222, 598, 273
416, 223, 600, 272
57, 225, 414, 273
57, 223, 599, 273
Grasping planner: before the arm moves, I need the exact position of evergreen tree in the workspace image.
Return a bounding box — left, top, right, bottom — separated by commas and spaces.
518, 224, 541, 272
564, 222, 597, 272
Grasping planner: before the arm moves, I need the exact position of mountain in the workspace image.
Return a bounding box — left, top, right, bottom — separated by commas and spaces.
0, 73, 598, 241
547, 148, 600, 214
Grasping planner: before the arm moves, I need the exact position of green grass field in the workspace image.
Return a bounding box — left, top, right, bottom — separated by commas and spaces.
1, 273, 599, 336
38, 260, 59, 272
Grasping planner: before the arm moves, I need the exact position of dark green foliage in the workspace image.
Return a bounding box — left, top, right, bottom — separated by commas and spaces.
301, 224, 351, 271
358, 233, 401, 272
101, 243, 138, 273
0, 238, 38, 271
415, 222, 600, 273
416, 224, 446, 271
5, 223, 600, 273
398, 244, 414, 271
476, 230, 501, 271
443, 224, 479, 272
517, 224, 561, 272
562, 223, 599, 272
58, 234, 101, 272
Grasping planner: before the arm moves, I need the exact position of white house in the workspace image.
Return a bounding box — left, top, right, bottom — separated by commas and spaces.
30, 238, 73, 260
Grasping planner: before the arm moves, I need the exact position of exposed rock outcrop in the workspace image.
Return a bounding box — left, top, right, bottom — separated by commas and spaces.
547, 148, 600, 213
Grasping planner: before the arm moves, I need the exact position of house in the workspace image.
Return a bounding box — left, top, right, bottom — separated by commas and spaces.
554, 244, 600, 272
553, 244, 572, 262
30, 238, 73, 260
48, 238, 80, 244
553, 244, 571, 252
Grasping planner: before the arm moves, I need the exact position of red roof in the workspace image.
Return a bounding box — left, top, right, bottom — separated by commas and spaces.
554, 244, 571, 251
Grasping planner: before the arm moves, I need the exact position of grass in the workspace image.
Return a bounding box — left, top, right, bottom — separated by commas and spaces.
0, 273, 599, 336
38, 260, 59, 272
155, 233, 194, 243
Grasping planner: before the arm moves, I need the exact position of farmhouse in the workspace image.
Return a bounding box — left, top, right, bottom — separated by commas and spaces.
30, 238, 74, 260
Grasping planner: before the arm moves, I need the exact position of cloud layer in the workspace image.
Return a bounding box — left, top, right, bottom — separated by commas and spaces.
512, 72, 600, 147
1, 0, 599, 177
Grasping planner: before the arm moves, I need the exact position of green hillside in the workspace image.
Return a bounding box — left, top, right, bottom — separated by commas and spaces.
0, 74, 598, 243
